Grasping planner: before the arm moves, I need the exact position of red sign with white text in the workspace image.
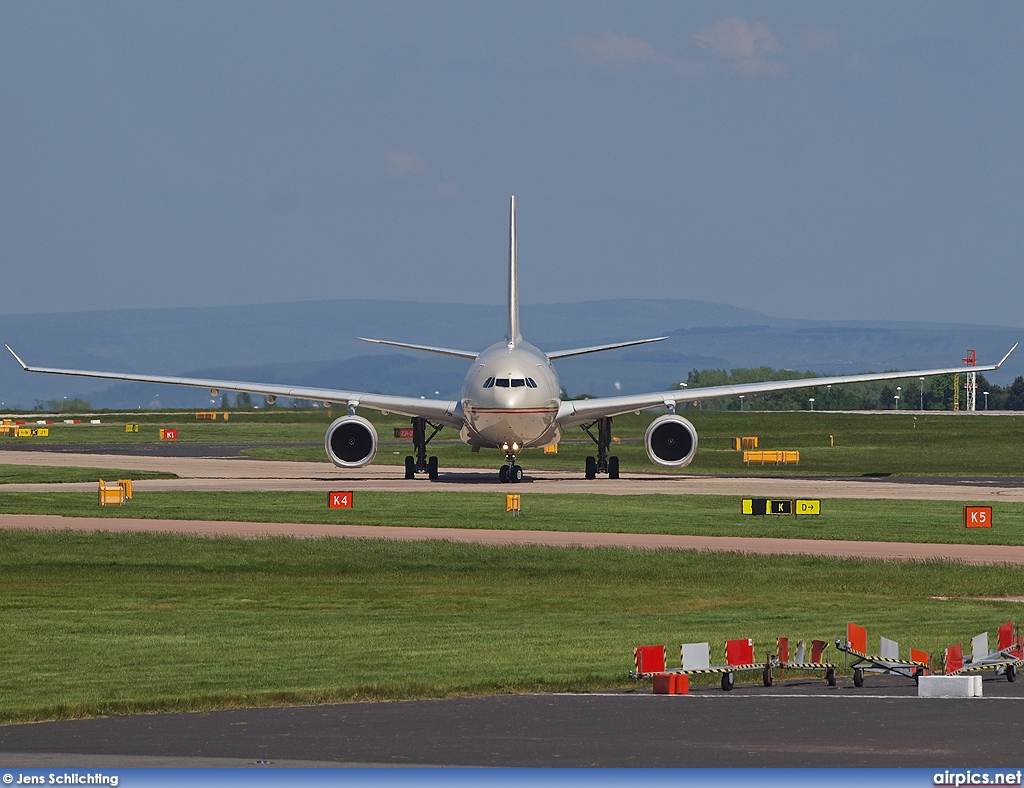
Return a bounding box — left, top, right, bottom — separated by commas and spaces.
965, 506, 992, 528
329, 491, 353, 509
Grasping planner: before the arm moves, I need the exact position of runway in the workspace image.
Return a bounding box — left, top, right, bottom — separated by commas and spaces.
2, 449, 1023, 500
2, 680, 1024, 768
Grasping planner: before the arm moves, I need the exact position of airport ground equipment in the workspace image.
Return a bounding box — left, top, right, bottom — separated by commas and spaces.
834, 623, 930, 687
766, 637, 836, 686
942, 621, 1023, 682
679, 640, 768, 691
632, 640, 767, 691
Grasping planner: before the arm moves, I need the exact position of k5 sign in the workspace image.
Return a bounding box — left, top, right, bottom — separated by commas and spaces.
964, 506, 993, 528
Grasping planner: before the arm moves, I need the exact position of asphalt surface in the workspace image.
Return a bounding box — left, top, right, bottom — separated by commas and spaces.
2, 678, 1024, 768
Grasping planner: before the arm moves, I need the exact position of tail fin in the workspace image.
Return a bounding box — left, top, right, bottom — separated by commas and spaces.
506, 195, 521, 346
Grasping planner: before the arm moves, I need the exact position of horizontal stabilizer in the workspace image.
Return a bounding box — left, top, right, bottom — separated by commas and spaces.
357, 337, 478, 360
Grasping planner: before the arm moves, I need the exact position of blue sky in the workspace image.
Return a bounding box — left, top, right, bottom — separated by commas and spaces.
2, 2, 1022, 325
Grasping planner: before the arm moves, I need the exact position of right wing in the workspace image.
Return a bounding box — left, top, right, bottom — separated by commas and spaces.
556, 344, 1019, 429
5, 345, 464, 428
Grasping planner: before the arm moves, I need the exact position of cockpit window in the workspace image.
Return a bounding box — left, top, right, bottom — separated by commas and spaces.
488, 377, 538, 389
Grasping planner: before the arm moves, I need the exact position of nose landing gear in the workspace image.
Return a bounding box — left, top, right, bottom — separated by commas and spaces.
499, 449, 523, 483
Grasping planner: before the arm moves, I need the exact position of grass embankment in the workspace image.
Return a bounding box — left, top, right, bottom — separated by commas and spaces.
10, 411, 1024, 476
0, 466, 177, 484
0, 491, 1022, 545
1, 530, 1021, 723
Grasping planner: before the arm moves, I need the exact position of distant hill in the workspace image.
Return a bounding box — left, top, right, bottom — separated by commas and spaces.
0, 299, 1019, 409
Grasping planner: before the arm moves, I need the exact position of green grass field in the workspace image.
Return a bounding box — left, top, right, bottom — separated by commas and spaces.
1, 490, 1022, 545
1, 530, 1021, 723
0, 466, 177, 484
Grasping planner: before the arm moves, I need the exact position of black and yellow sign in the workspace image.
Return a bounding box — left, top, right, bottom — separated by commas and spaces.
742, 498, 821, 516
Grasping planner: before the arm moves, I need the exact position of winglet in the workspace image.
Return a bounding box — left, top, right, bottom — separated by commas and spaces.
996, 343, 1019, 369
5, 344, 28, 370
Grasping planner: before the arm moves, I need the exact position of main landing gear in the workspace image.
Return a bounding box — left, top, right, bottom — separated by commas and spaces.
499, 448, 524, 484
581, 417, 619, 480
404, 417, 442, 481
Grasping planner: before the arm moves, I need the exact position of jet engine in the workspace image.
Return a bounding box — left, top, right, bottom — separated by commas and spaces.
644, 414, 698, 467
325, 415, 378, 468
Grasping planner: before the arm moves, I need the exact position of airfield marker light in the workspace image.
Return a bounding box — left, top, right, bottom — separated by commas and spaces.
984, 391, 990, 410
894, 395, 899, 410
739, 395, 744, 411
809, 398, 814, 411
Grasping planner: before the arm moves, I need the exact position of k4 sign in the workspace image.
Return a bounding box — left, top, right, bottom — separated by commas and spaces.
965, 506, 993, 528
329, 491, 353, 509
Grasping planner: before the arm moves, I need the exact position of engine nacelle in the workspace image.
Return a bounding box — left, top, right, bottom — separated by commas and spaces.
645, 414, 698, 467
325, 415, 378, 468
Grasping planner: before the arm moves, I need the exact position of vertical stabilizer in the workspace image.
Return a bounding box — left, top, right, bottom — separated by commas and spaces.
506, 195, 521, 346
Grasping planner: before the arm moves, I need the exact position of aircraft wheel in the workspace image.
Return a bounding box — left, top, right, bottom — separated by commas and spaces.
608, 456, 620, 479
404, 456, 415, 480
511, 465, 523, 483
762, 665, 773, 687
499, 465, 509, 483
585, 456, 597, 480
826, 667, 837, 687
427, 456, 438, 481
721, 672, 735, 692
1007, 664, 1017, 683
853, 668, 864, 688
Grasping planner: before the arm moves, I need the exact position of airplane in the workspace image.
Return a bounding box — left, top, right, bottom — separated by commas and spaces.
5, 196, 1018, 483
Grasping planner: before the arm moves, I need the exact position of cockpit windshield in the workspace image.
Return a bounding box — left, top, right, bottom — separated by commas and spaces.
483, 377, 537, 389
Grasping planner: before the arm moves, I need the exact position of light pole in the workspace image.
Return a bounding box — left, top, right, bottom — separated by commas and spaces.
919, 377, 924, 410
984, 391, 989, 410
739, 395, 745, 411
894, 395, 900, 410
809, 397, 814, 411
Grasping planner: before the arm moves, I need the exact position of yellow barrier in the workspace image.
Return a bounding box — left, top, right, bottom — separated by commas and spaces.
126, 423, 139, 433
98, 479, 125, 506
196, 411, 218, 420
742, 436, 759, 449
506, 494, 521, 515
743, 450, 800, 465
543, 444, 558, 454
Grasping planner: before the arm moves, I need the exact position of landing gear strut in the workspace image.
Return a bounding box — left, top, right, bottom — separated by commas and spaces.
404, 417, 442, 481
581, 417, 619, 480
499, 449, 523, 484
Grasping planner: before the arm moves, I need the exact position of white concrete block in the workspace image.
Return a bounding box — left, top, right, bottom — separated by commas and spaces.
918, 675, 983, 697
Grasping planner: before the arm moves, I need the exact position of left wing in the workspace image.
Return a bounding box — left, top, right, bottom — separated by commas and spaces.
556, 344, 1019, 429
5, 345, 464, 428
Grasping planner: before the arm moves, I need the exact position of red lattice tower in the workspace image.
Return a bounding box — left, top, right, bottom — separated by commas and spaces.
962, 349, 977, 411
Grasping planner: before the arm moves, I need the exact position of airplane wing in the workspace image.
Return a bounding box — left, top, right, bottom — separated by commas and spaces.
546, 336, 667, 360
5, 345, 465, 428
556, 344, 1019, 429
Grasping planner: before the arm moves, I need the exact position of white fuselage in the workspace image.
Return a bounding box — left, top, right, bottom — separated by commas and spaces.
459, 339, 561, 451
